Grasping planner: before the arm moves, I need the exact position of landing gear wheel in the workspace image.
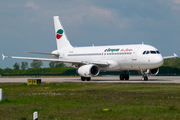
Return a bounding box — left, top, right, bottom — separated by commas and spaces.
81, 76, 91, 81
120, 74, 125, 80
86, 77, 91, 81
81, 76, 85, 81
144, 76, 148, 81
142, 76, 148, 81
124, 74, 129, 80
119, 74, 129, 80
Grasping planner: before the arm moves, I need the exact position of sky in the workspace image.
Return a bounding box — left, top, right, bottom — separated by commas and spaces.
0, 0, 180, 69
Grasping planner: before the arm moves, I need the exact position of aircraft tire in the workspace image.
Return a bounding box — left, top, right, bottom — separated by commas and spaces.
124, 74, 129, 80
81, 76, 85, 81
120, 74, 125, 80
144, 76, 148, 81
86, 77, 91, 81
142, 76, 148, 81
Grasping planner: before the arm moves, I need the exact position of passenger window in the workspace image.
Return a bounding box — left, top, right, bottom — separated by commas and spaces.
143, 51, 146, 54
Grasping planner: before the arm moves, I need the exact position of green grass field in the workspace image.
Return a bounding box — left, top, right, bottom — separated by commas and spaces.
0, 83, 180, 120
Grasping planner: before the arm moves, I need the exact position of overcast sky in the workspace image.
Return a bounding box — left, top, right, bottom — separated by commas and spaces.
0, 0, 180, 69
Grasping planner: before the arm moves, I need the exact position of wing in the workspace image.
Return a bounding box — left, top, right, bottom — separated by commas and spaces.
2, 54, 108, 66
25, 51, 59, 56
163, 53, 178, 59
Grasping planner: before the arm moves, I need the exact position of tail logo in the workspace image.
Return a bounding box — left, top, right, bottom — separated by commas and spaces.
56, 29, 63, 39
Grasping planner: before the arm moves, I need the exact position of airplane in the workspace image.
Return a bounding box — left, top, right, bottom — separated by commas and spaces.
2, 16, 178, 81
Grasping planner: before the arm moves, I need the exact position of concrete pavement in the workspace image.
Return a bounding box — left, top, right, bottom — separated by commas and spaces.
0, 76, 180, 84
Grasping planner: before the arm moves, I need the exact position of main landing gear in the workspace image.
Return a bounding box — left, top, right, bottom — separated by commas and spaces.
119, 71, 129, 80
81, 76, 91, 81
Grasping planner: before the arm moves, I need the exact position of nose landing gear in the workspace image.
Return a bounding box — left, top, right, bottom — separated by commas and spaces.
142, 75, 148, 81
141, 70, 148, 81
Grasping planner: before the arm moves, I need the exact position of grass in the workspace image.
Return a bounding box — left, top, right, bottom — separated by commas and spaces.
0, 83, 180, 119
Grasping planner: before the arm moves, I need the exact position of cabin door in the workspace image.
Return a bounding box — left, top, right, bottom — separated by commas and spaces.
132, 47, 139, 61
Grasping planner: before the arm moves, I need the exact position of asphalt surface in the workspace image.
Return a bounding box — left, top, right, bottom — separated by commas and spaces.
0, 76, 180, 84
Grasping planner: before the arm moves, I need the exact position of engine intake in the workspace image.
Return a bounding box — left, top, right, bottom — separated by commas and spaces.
77, 64, 100, 77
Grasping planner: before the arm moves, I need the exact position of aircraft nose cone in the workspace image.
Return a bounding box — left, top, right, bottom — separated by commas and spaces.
154, 55, 164, 67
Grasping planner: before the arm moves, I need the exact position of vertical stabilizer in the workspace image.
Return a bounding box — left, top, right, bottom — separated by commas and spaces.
54, 16, 73, 50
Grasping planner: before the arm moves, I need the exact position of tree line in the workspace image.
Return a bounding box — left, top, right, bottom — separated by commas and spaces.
13, 61, 43, 70
0, 58, 180, 76
0, 61, 76, 76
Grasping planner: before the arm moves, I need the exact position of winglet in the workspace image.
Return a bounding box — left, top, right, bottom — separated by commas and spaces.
2, 54, 5, 60
163, 53, 178, 59
173, 53, 178, 58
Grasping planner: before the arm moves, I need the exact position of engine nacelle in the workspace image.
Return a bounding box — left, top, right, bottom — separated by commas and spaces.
77, 64, 100, 77
137, 68, 159, 76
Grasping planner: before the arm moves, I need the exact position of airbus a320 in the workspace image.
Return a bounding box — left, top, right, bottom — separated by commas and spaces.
2, 16, 178, 81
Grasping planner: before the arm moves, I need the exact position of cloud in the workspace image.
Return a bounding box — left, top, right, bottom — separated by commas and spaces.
88, 6, 115, 20
62, 6, 111, 21
171, 0, 180, 9
25, 1, 39, 9
172, 0, 180, 4
17, 0, 129, 30
57, 5, 128, 29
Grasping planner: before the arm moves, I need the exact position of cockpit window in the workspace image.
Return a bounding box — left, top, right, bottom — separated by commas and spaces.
143, 50, 161, 55
156, 51, 160, 54
150, 51, 156, 54
143, 51, 146, 54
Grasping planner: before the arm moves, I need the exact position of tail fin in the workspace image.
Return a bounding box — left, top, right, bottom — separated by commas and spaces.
53, 16, 73, 50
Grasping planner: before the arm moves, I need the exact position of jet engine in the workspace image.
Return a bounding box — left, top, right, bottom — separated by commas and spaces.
77, 64, 100, 77
136, 68, 159, 76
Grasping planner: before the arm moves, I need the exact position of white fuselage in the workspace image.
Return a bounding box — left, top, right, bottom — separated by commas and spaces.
54, 44, 164, 71
3, 16, 177, 80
